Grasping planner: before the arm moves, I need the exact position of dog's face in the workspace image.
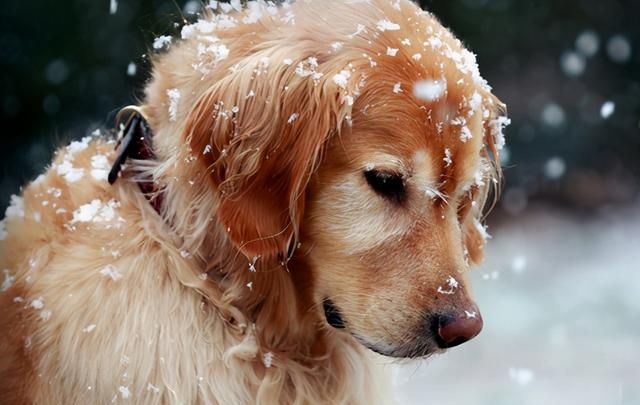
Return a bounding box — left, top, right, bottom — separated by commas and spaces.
304, 86, 496, 357
178, 0, 506, 359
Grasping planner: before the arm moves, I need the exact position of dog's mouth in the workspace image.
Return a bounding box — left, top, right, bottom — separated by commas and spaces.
323, 298, 346, 329
351, 332, 442, 359
322, 297, 442, 359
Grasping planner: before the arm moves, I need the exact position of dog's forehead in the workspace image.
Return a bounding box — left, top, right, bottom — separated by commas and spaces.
349, 80, 488, 187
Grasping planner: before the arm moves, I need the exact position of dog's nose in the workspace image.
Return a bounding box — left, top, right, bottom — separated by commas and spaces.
434, 310, 483, 348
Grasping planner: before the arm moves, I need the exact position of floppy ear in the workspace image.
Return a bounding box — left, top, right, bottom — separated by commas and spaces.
461, 98, 505, 265
184, 53, 357, 258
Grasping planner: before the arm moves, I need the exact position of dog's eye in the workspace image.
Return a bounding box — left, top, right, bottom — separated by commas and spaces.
364, 170, 406, 203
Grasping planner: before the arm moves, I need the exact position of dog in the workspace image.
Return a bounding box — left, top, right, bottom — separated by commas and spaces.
0, 0, 508, 403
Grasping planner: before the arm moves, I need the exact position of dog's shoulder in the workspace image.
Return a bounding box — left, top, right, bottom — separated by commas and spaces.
1, 135, 119, 265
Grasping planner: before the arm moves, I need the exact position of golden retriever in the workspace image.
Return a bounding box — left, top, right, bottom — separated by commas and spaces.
0, 0, 508, 403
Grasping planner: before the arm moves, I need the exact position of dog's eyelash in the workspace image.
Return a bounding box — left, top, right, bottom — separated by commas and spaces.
364, 170, 406, 203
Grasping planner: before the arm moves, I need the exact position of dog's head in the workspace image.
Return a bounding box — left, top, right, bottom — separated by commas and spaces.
178, 0, 508, 358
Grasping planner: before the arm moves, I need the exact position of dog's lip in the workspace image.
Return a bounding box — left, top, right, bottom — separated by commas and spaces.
323, 298, 346, 329
322, 299, 441, 358
351, 333, 442, 359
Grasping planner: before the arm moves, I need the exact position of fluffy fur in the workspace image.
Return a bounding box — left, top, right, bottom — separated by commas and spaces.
0, 0, 506, 403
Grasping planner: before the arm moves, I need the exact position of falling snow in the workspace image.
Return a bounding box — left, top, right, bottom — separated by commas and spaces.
600, 101, 615, 119
509, 368, 535, 386
544, 157, 566, 179
560, 51, 586, 77
126, 62, 136, 76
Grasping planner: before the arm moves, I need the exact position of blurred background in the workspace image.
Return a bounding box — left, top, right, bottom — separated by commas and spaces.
0, 0, 638, 404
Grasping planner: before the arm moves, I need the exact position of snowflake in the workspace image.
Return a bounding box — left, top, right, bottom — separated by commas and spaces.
70, 199, 121, 225
1, 269, 15, 292
600, 101, 615, 119
332, 70, 351, 89
90, 155, 110, 181
263, 352, 274, 368
167, 88, 181, 122
443, 148, 452, 167
509, 368, 535, 386
100, 265, 123, 281
347, 24, 366, 39
287, 113, 300, 124
459, 126, 473, 143
386, 47, 399, 56
473, 219, 491, 242
437, 276, 459, 295
152, 35, 172, 50
413, 79, 446, 102
31, 297, 44, 309
40, 310, 52, 321
118, 385, 131, 399
5, 195, 24, 219
468, 91, 482, 114
249, 256, 259, 272
57, 161, 85, 183
377, 19, 400, 32
488, 116, 510, 150
83, 324, 97, 333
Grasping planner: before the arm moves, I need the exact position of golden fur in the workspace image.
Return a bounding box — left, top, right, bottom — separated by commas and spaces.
0, 0, 506, 403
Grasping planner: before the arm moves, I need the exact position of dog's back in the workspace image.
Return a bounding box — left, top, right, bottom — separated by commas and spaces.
0, 137, 240, 404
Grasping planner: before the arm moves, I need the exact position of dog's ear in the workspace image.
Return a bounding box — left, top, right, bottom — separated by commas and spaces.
461, 106, 504, 266
184, 54, 358, 258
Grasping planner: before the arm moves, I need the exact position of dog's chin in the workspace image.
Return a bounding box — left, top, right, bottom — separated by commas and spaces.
322, 298, 441, 359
